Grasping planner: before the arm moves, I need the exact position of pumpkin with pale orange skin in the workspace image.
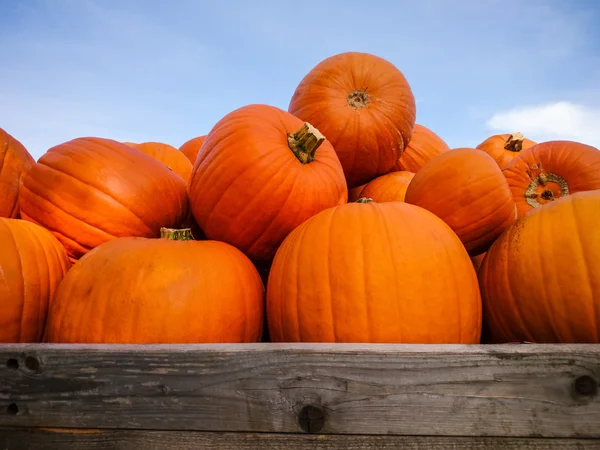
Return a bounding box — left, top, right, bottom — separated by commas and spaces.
288, 52, 416, 188
476, 132, 536, 169
393, 124, 450, 173
359, 171, 415, 202
0, 128, 35, 218
127, 141, 193, 183
405, 148, 516, 256
179, 135, 206, 164
502, 140, 600, 218
0, 218, 71, 343
44, 228, 264, 344
189, 104, 347, 265
267, 199, 482, 343
479, 191, 600, 343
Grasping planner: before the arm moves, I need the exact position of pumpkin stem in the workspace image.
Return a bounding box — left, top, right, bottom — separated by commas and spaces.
347, 89, 369, 109
524, 173, 569, 208
160, 227, 195, 241
287, 122, 325, 164
504, 132, 525, 153
356, 197, 373, 204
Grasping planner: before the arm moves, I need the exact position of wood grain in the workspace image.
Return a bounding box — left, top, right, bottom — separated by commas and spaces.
1, 343, 599, 438
1, 428, 599, 450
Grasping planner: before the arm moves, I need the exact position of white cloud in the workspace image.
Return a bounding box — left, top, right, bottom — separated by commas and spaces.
486, 102, 600, 149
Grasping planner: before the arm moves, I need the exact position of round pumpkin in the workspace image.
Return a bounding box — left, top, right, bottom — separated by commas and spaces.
0, 218, 71, 343
127, 141, 193, 183
476, 132, 536, 169
189, 104, 347, 264
44, 228, 264, 344
267, 199, 482, 343
479, 190, 600, 343
359, 171, 415, 203
502, 140, 600, 218
288, 52, 416, 188
0, 128, 35, 218
405, 148, 516, 256
19, 137, 189, 262
179, 135, 206, 164
348, 183, 367, 202
392, 124, 450, 173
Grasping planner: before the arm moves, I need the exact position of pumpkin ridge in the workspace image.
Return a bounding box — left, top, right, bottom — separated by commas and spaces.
6, 223, 26, 341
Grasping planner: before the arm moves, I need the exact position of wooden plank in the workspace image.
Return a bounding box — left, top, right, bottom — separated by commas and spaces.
0, 343, 599, 438
1, 428, 599, 450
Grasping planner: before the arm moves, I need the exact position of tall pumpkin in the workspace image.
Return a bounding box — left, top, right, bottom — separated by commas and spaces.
405, 148, 516, 256
267, 200, 482, 343
392, 124, 450, 173
179, 135, 206, 165
288, 52, 416, 188
20, 137, 188, 261
45, 228, 264, 344
127, 141, 193, 183
0, 218, 71, 343
476, 132, 536, 169
502, 140, 600, 218
359, 171, 415, 203
479, 191, 600, 343
0, 127, 35, 218
189, 104, 347, 265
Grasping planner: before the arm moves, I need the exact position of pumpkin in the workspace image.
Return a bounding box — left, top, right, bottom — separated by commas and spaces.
288, 51, 416, 188
502, 140, 600, 218
471, 253, 486, 273
479, 190, 600, 343
0, 128, 35, 218
348, 183, 367, 202
44, 228, 264, 344
0, 218, 71, 343
267, 199, 482, 343
392, 124, 450, 172
126, 141, 193, 183
405, 148, 516, 256
19, 137, 188, 261
476, 132, 536, 169
179, 135, 206, 164
359, 171, 415, 203
189, 104, 347, 264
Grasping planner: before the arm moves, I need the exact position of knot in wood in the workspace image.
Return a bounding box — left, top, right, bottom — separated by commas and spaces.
573, 375, 598, 398
298, 405, 325, 433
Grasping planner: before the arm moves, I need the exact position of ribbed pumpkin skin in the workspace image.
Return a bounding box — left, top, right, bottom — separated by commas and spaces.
189, 104, 347, 265
267, 202, 482, 343
0, 218, 71, 343
476, 133, 536, 169
502, 140, 600, 218
19, 137, 189, 261
127, 141, 193, 183
348, 183, 367, 202
179, 135, 206, 164
479, 191, 600, 343
359, 171, 415, 202
0, 128, 35, 218
288, 52, 416, 188
45, 238, 264, 344
393, 124, 450, 173
405, 148, 516, 256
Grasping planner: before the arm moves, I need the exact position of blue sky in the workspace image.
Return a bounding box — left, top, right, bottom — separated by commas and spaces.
1, 0, 599, 160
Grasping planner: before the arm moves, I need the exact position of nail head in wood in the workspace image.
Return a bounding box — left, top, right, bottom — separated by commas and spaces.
24, 355, 42, 373
298, 405, 325, 433
6, 403, 18, 415
5, 358, 18, 370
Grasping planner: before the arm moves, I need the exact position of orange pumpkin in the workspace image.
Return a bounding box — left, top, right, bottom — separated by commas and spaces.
476, 132, 536, 169
392, 124, 450, 173
359, 171, 415, 202
405, 148, 516, 256
503, 140, 600, 218
267, 199, 482, 343
189, 104, 347, 264
288, 52, 416, 188
0, 128, 35, 218
44, 228, 264, 344
479, 190, 600, 343
127, 141, 193, 183
348, 183, 367, 202
0, 218, 71, 343
471, 253, 486, 273
179, 135, 206, 164
20, 137, 188, 262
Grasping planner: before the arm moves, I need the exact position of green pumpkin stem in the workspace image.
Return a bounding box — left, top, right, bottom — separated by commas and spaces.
160, 227, 195, 241
287, 122, 325, 164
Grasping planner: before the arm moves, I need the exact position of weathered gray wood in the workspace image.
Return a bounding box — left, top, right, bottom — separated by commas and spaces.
1, 343, 599, 438
1, 428, 599, 450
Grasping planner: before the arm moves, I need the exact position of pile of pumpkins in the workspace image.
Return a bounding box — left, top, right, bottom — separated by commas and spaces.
2, 51, 600, 345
